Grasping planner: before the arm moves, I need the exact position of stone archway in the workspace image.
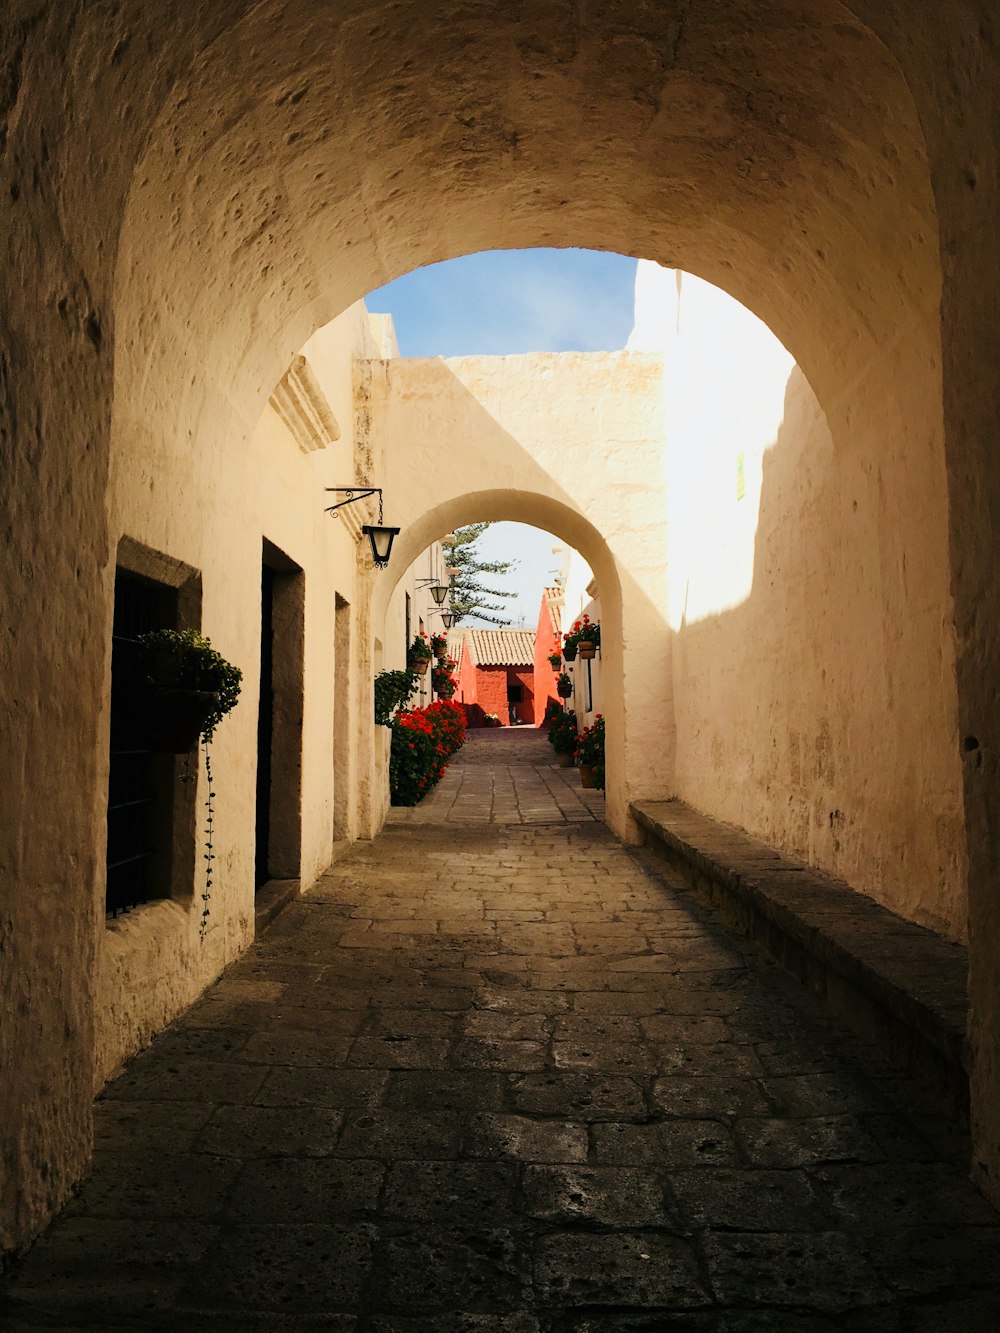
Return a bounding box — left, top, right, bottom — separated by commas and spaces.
7, 0, 1000, 1254
368, 490, 641, 844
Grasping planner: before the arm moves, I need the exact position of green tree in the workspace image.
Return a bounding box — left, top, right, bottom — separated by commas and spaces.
443, 523, 516, 626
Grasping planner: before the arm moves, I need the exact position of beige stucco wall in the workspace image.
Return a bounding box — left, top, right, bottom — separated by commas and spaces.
364, 352, 671, 837
94, 305, 384, 1087
644, 267, 967, 940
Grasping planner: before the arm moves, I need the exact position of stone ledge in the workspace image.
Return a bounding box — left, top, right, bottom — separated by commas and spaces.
631, 799, 969, 1110
255, 878, 300, 933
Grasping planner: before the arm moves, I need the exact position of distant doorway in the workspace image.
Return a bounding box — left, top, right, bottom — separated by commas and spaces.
255, 541, 304, 890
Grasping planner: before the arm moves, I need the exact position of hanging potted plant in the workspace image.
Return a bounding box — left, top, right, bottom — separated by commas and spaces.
137, 629, 243, 941
576, 616, 601, 660
432, 662, 457, 698
137, 629, 242, 753
575, 715, 605, 789
556, 670, 573, 699
430, 632, 448, 660
564, 614, 600, 661
548, 709, 578, 768
408, 631, 433, 676
547, 650, 562, 669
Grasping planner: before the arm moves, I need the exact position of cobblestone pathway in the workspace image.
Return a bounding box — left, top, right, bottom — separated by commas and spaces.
5, 741, 1000, 1329
388, 727, 605, 826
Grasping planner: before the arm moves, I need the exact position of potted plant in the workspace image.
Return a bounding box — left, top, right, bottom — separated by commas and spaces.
430, 632, 448, 659
374, 668, 417, 725
556, 670, 573, 699
577, 617, 601, 660
564, 614, 600, 661
542, 698, 563, 728
408, 631, 433, 676
432, 664, 456, 699
547, 651, 562, 669
137, 628, 242, 752
548, 709, 578, 767
575, 714, 605, 789
137, 628, 242, 941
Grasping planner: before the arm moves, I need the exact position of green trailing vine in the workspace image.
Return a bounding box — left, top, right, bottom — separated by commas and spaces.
375, 668, 417, 725
136, 629, 242, 942
200, 744, 215, 940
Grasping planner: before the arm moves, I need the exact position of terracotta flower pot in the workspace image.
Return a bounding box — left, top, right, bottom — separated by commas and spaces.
579, 763, 597, 788
562, 644, 578, 662
410, 657, 430, 676
578, 641, 596, 659
556, 751, 574, 768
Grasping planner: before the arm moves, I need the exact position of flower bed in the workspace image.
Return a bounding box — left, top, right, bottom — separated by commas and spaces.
389, 700, 467, 805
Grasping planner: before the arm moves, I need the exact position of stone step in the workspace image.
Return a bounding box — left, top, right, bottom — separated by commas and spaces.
631, 798, 969, 1111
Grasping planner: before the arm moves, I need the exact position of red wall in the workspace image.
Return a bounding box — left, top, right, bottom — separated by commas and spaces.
532, 603, 562, 724
471, 665, 534, 726
456, 635, 541, 726
456, 644, 478, 707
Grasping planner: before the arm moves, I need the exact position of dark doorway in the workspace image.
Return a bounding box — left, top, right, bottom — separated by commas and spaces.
332, 593, 352, 841
106, 569, 178, 915
256, 541, 305, 890
106, 541, 201, 918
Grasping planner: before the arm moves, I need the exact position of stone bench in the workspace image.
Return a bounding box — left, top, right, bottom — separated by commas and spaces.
631, 799, 969, 1112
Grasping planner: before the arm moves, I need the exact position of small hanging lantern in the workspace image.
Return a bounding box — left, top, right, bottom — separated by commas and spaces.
440, 611, 454, 629
429, 583, 450, 605
325, 486, 400, 569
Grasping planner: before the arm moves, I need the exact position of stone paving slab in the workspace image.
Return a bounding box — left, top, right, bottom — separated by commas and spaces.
388, 727, 604, 826
3, 773, 999, 1328
631, 798, 968, 1108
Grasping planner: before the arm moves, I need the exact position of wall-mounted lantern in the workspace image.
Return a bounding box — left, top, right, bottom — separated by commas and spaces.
429, 583, 450, 606
440, 611, 455, 629
324, 487, 400, 569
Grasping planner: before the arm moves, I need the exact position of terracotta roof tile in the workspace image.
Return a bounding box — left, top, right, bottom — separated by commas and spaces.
465, 628, 535, 667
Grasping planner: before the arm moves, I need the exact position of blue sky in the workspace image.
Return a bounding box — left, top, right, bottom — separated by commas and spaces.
367, 248, 638, 624
368, 248, 637, 357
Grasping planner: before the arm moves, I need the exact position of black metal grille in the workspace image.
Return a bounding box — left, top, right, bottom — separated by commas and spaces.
106, 570, 177, 917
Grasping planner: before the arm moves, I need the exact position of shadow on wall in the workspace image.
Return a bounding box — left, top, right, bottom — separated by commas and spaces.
368, 348, 674, 840
668, 362, 966, 941
369, 343, 964, 942
463, 703, 493, 728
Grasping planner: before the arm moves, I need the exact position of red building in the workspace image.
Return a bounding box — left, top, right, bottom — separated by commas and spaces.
455, 628, 536, 726
532, 586, 563, 722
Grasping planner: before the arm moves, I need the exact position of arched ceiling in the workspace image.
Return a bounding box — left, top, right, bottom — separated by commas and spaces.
112, 0, 939, 444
